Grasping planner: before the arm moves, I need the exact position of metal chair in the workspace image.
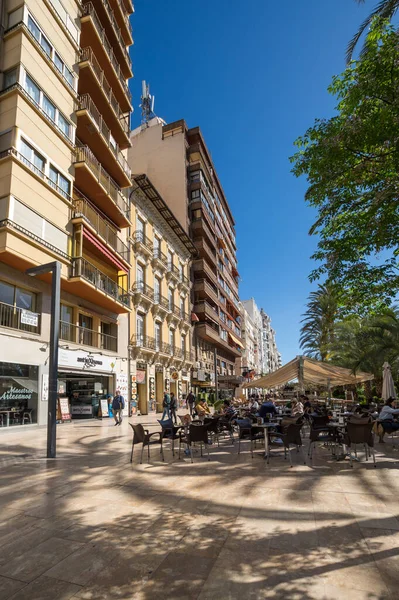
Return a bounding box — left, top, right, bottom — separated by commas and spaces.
379, 420, 399, 449
268, 423, 306, 467
129, 423, 164, 464
308, 424, 338, 461
345, 422, 376, 467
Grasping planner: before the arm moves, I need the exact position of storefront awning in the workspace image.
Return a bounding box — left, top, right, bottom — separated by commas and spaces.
228, 332, 244, 349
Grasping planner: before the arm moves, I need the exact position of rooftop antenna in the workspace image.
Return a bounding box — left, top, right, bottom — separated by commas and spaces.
140, 80, 156, 128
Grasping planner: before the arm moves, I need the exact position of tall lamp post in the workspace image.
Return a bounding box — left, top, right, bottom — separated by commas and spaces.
26, 261, 61, 458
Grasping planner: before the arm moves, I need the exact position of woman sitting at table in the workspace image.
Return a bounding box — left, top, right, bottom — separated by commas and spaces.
195, 399, 210, 417
378, 397, 399, 442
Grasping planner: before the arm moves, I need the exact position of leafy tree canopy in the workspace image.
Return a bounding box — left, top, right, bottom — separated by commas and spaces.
291, 20, 399, 314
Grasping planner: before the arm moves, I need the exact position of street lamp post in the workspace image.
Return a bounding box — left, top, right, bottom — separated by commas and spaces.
26, 261, 61, 458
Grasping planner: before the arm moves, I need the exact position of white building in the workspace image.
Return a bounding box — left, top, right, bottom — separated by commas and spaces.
260, 309, 281, 373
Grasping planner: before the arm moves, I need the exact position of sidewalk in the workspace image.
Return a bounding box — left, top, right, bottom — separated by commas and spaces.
0, 413, 398, 599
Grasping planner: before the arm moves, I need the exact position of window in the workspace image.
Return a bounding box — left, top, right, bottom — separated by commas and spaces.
136, 264, 144, 290
167, 250, 173, 268
169, 329, 175, 348
168, 288, 174, 311
41, 34, 52, 57
60, 304, 74, 341
25, 75, 40, 104
181, 336, 186, 354
136, 314, 144, 346
79, 314, 93, 346
154, 278, 160, 303
49, 165, 70, 198
155, 322, 161, 351
20, 139, 45, 175
136, 216, 145, 240
54, 53, 63, 73
4, 68, 17, 89
101, 322, 117, 351
43, 96, 56, 122
180, 297, 185, 317
27, 15, 40, 41
0, 280, 38, 333
65, 67, 74, 88
57, 113, 70, 137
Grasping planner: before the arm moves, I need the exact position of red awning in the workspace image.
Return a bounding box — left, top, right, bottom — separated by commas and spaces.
191, 312, 200, 322
83, 228, 127, 272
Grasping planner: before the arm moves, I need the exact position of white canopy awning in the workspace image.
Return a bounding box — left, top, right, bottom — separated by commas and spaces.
243, 356, 373, 389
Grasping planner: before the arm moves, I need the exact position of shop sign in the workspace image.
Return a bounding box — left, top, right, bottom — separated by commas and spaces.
58, 349, 116, 372
0, 386, 33, 402
171, 371, 179, 380
136, 370, 146, 384
21, 309, 38, 327
42, 374, 49, 402
58, 398, 71, 421
71, 405, 92, 415
99, 399, 109, 418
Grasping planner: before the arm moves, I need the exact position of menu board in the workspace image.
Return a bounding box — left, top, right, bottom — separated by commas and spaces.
100, 399, 109, 418
58, 397, 71, 421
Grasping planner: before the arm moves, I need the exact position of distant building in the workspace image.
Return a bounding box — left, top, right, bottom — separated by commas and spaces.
260, 309, 281, 373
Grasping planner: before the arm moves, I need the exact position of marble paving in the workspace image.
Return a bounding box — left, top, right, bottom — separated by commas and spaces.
0, 414, 398, 599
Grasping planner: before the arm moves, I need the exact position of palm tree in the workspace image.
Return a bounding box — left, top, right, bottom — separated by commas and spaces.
299, 283, 339, 361
347, 0, 399, 63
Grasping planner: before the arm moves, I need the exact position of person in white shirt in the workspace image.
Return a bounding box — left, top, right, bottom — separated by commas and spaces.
291, 399, 304, 417
379, 398, 399, 442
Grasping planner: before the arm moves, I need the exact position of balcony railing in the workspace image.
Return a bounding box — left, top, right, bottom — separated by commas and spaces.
94, 0, 132, 68
180, 273, 190, 287
73, 190, 130, 262
73, 144, 129, 216
132, 281, 154, 300
131, 334, 172, 355
112, 0, 133, 34
60, 321, 117, 351
78, 94, 131, 179
71, 257, 129, 306
185, 350, 195, 362
153, 247, 168, 266
153, 292, 169, 311
132, 231, 153, 252
80, 47, 130, 132
0, 301, 40, 334
82, 3, 131, 99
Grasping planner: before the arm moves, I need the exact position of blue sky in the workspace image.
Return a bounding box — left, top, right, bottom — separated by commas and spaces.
129, 0, 371, 363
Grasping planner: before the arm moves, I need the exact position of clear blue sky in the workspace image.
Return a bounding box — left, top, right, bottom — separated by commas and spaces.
129, 0, 371, 363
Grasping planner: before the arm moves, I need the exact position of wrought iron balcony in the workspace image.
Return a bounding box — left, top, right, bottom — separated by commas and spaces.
0, 301, 40, 334
60, 321, 117, 351
131, 281, 154, 301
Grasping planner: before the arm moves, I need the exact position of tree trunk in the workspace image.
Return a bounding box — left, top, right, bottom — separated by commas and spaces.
364, 380, 373, 401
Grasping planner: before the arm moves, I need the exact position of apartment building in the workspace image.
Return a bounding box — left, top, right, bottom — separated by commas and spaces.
129, 174, 197, 415
260, 308, 281, 373
128, 118, 243, 397
0, 0, 134, 426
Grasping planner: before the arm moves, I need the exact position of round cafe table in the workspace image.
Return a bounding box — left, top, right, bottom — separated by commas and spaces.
251, 422, 279, 459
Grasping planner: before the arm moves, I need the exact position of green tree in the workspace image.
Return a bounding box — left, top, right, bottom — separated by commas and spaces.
299, 283, 339, 360
348, 1, 399, 63
291, 21, 399, 313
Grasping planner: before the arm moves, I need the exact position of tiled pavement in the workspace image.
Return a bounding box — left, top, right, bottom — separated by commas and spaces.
0, 415, 398, 599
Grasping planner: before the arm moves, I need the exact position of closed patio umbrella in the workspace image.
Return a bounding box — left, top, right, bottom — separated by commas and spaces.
382, 362, 397, 401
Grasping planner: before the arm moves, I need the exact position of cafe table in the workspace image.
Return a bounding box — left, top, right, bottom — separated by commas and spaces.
251, 422, 279, 460
0, 410, 13, 427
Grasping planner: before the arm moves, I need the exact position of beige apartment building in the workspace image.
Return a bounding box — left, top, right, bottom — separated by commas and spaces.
0, 0, 134, 427
129, 174, 197, 414
129, 118, 243, 398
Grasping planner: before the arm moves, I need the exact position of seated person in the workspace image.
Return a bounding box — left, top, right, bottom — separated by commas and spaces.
222, 399, 235, 417
195, 399, 210, 417
259, 398, 277, 419
378, 397, 399, 441
291, 399, 304, 417
249, 397, 260, 413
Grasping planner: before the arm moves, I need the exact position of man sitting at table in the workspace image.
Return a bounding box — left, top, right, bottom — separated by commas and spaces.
378, 397, 399, 442
259, 398, 277, 420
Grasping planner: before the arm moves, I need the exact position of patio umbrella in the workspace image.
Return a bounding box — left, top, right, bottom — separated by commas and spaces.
382, 362, 397, 401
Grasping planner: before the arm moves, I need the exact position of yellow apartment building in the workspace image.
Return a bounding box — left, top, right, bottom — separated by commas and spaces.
129, 174, 197, 415
0, 0, 134, 427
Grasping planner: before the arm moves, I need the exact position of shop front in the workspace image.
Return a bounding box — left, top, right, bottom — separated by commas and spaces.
0, 361, 38, 427
58, 349, 118, 420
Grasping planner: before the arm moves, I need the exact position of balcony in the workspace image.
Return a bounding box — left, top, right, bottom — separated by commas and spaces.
194, 238, 217, 268
194, 300, 219, 324
191, 216, 216, 248
151, 247, 168, 272
109, 0, 134, 45
193, 259, 217, 286
132, 231, 153, 259
193, 278, 219, 306
177, 272, 190, 292
196, 323, 242, 358
73, 144, 130, 228
81, 3, 132, 111
66, 257, 130, 313
166, 262, 180, 283
89, 0, 133, 77
0, 301, 40, 335
79, 48, 130, 145
121, 0, 134, 15
76, 95, 131, 187
184, 350, 195, 364
130, 334, 172, 357
131, 281, 154, 308
60, 321, 117, 351
166, 303, 181, 326
152, 292, 169, 318
72, 190, 130, 266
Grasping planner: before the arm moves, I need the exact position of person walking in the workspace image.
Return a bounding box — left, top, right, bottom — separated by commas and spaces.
112, 389, 125, 426
186, 390, 195, 416
170, 392, 177, 424
162, 390, 171, 421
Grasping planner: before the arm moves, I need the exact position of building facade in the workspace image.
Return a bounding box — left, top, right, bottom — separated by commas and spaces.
129, 174, 196, 415
0, 0, 134, 426
260, 308, 281, 373
128, 118, 243, 398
